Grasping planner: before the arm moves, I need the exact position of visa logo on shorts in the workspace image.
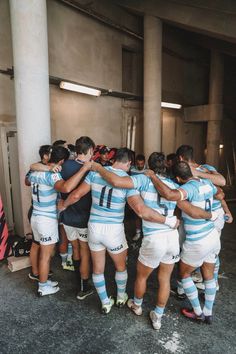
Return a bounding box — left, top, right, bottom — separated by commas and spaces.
172, 254, 180, 260
110, 244, 123, 252
40, 236, 52, 242
79, 233, 87, 239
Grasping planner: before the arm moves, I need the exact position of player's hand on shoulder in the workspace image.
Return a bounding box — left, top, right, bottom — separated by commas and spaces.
144, 169, 155, 178
51, 163, 62, 173
91, 161, 101, 172
82, 161, 93, 171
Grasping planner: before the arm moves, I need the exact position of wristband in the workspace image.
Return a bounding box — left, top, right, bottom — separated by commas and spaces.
164, 216, 177, 229
210, 211, 218, 221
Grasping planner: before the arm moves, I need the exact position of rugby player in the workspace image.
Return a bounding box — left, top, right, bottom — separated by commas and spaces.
145, 161, 224, 323
58, 148, 179, 314
28, 146, 91, 296
176, 145, 233, 289
60, 136, 95, 300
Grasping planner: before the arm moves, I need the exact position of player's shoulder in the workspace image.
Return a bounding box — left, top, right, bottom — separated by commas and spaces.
201, 163, 217, 172
62, 159, 81, 170
108, 166, 127, 177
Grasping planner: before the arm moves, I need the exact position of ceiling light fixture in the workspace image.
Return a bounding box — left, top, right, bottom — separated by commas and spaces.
59, 81, 101, 97
161, 102, 182, 109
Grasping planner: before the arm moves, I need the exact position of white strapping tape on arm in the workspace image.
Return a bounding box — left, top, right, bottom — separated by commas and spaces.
178, 189, 186, 201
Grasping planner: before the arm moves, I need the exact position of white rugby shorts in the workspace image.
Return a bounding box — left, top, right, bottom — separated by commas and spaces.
63, 224, 88, 242
181, 228, 221, 268
138, 229, 180, 269
88, 222, 128, 254
213, 208, 225, 233
31, 215, 59, 246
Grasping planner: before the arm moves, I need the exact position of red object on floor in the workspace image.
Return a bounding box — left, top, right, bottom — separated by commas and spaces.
0, 195, 10, 260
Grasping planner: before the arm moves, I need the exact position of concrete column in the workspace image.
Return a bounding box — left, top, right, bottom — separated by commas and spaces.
10, 0, 51, 234
143, 15, 162, 158
206, 50, 224, 168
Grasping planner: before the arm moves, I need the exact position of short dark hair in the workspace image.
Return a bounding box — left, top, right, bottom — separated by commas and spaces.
148, 152, 166, 175
136, 154, 145, 162
173, 161, 193, 180
48, 146, 70, 163
38, 145, 51, 160
166, 153, 177, 161
67, 144, 76, 152
176, 145, 193, 161
115, 148, 133, 163
52, 140, 67, 147
75, 136, 95, 154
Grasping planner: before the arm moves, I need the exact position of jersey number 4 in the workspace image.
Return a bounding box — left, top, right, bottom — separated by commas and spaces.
157, 194, 168, 216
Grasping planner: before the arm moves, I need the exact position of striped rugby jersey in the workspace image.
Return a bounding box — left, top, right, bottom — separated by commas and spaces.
197, 164, 222, 211
85, 167, 139, 224
180, 178, 217, 241
28, 171, 62, 219
131, 174, 179, 236
130, 167, 147, 176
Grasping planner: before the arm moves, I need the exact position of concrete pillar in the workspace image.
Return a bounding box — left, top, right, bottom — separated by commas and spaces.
10, 0, 51, 234
206, 50, 224, 168
143, 15, 162, 158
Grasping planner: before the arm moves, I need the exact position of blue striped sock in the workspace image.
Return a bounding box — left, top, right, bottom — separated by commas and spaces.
214, 257, 220, 282
134, 296, 143, 307
182, 277, 202, 316
115, 270, 128, 300
203, 278, 216, 316
154, 306, 164, 318
92, 273, 109, 305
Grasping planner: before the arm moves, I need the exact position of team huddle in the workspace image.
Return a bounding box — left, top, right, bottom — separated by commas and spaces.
26, 137, 233, 330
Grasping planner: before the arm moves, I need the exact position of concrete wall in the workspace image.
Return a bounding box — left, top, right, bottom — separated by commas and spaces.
161, 108, 206, 162
162, 25, 210, 106
47, 0, 143, 146
0, 0, 235, 233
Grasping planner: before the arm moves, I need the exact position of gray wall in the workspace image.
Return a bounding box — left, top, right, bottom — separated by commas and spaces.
47, 0, 143, 147
0, 0, 230, 165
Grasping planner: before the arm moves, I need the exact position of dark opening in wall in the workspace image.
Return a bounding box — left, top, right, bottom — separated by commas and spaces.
122, 47, 134, 93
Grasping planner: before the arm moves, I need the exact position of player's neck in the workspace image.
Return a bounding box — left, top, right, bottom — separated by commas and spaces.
112, 162, 127, 171
187, 160, 198, 167
76, 154, 88, 162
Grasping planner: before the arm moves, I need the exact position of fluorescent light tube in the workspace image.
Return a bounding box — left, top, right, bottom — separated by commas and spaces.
161, 102, 182, 109
60, 81, 101, 96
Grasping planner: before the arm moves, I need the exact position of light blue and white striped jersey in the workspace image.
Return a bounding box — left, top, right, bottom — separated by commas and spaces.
28, 171, 62, 219
130, 166, 147, 176
131, 174, 179, 236
180, 178, 217, 241
85, 167, 139, 224
198, 164, 222, 211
